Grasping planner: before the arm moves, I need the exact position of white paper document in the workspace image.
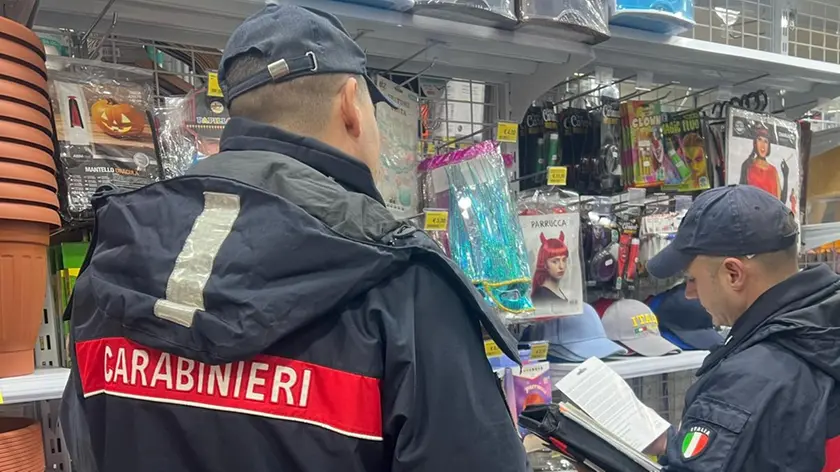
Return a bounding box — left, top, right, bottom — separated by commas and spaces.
555, 357, 671, 452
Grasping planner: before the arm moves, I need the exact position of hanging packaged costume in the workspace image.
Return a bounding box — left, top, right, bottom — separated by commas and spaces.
725, 108, 801, 223
48, 66, 161, 222
375, 76, 421, 219
518, 188, 585, 318
660, 111, 711, 191
420, 141, 534, 315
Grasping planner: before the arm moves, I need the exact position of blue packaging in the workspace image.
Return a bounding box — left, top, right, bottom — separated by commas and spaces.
610, 0, 695, 35
333, 0, 414, 11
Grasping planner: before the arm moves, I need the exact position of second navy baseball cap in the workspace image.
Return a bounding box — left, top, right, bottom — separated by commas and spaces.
218, 3, 396, 109
647, 185, 798, 279
648, 284, 724, 351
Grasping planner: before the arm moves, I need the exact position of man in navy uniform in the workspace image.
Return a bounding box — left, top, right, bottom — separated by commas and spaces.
60, 5, 528, 472
647, 185, 840, 472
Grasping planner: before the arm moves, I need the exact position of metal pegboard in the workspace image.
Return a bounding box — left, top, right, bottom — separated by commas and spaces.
40, 399, 72, 471
35, 273, 64, 369
788, 0, 840, 64
686, 0, 777, 52
630, 370, 697, 425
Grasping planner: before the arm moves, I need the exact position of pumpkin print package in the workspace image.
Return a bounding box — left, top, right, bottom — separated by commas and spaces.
48, 69, 161, 221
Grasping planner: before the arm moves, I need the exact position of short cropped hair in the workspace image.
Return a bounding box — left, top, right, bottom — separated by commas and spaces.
224, 52, 367, 134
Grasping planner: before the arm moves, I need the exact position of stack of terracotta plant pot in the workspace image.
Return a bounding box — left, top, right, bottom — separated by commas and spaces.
0, 418, 46, 472
0, 17, 61, 378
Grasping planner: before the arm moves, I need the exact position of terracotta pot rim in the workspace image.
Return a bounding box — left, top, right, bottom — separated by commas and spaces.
0, 51, 46, 83
0, 161, 58, 191
0, 181, 59, 210
0, 77, 51, 117
0, 93, 50, 120
0, 59, 48, 95
0, 40, 47, 82
0, 100, 53, 138
0, 144, 57, 174
0, 418, 36, 435
0, 73, 49, 102
0, 202, 61, 227
0, 119, 54, 154
0, 18, 46, 57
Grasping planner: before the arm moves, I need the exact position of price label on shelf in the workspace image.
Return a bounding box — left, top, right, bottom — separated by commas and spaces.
207, 72, 224, 98
0, 389, 4, 404
496, 121, 519, 143
423, 210, 449, 232
547, 166, 568, 186
484, 340, 503, 358
530, 342, 549, 361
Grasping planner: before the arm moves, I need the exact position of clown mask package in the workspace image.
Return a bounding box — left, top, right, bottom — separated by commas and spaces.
48, 64, 161, 222
518, 188, 585, 319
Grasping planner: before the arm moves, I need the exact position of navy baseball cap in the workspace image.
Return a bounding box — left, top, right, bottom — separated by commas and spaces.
648, 284, 724, 351
218, 3, 396, 109
647, 185, 799, 279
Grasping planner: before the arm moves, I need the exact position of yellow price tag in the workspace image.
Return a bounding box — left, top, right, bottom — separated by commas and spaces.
0, 389, 4, 404
547, 166, 568, 186
496, 121, 519, 143
423, 210, 449, 232
207, 72, 223, 98
484, 340, 503, 358
530, 342, 549, 361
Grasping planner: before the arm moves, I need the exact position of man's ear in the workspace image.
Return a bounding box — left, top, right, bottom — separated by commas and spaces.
722, 257, 747, 290
339, 77, 362, 138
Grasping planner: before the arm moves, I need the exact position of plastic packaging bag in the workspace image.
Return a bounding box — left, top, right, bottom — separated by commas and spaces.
517, 0, 611, 44
420, 141, 533, 315
412, 0, 517, 28
47, 59, 162, 223
518, 187, 586, 319
375, 76, 421, 219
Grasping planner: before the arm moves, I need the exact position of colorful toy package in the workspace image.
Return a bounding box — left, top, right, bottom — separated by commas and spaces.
513, 362, 552, 437
621, 101, 665, 188
661, 111, 711, 192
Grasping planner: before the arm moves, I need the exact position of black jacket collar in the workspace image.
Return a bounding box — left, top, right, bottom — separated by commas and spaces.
220, 117, 384, 204
699, 264, 839, 374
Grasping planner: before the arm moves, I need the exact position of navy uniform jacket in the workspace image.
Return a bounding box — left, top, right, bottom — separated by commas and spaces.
60, 118, 529, 472
662, 265, 840, 472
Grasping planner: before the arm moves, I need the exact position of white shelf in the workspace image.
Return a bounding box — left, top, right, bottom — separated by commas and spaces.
33, 0, 840, 118
0, 368, 70, 405
595, 26, 840, 117
33, 0, 594, 119
550, 350, 708, 385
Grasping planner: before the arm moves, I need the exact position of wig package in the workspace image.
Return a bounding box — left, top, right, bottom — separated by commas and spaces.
518, 187, 585, 319
419, 141, 533, 315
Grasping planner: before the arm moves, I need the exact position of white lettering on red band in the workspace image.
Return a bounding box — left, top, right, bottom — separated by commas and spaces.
76, 337, 383, 441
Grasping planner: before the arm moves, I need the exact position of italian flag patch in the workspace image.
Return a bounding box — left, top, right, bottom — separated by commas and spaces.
681, 426, 712, 459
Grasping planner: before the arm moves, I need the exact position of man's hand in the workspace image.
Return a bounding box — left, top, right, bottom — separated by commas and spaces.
643, 432, 668, 457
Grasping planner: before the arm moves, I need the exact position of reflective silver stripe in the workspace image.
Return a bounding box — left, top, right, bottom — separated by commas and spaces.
153, 192, 241, 327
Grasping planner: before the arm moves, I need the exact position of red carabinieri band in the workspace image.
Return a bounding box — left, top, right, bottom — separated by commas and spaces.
824, 435, 840, 472
75, 337, 383, 441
